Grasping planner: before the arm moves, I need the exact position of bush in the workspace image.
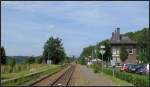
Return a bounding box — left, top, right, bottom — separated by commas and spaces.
103, 68, 112, 75
35, 57, 43, 64
79, 57, 86, 65
92, 64, 101, 73
101, 68, 149, 86
132, 74, 149, 86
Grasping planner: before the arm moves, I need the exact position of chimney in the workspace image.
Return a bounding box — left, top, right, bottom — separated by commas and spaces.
111, 32, 114, 41
114, 29, 117, 41
117, 27, 120, 41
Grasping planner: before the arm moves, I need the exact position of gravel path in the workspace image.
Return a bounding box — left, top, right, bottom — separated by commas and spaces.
72, 64, 113, 86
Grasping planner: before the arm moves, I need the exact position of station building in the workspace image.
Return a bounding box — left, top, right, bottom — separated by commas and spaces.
110, 28, 137, 65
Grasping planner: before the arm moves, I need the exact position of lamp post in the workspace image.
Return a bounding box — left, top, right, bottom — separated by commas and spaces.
100, 45, 105, 73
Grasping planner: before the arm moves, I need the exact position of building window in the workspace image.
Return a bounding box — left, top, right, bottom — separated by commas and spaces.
112, 48, 116, 54
117, 49, 120, 54
128, 48, 133, 54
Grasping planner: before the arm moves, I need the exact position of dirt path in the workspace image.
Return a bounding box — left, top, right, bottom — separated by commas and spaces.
71, 64, 113, 86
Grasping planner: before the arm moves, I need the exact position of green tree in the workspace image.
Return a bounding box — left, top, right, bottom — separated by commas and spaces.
35, 56, 43, 64
29, 56, 35, 64
7, 58, 16, 72
23, 56, 35, 64
137, 49, 147, 63
80, 45, 95, 58
79, 45, 95, 64
97, 40, 112, 62
43, 36, 66, 64
120, 46, 128, 62
1, 46, 7, 64
79, 57, 86, 65
125, 28, 149, 62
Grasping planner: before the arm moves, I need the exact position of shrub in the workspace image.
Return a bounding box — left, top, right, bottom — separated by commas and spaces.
103, 68, 112, 75
131, 74, 149, 86
92, 64, 101, 73
94, 67, 149, 86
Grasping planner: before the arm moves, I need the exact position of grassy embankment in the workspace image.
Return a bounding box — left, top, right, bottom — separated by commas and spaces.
1, 64, 66, 86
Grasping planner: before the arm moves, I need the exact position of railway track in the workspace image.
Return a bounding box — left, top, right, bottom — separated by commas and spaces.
30, 64, 75, 86
50, 65, 75, 86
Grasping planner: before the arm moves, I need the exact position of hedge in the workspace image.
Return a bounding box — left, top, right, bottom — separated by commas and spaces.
101, 68, 149, 86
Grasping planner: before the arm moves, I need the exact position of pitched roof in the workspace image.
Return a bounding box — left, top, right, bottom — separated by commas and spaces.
110, 28, 137, 45
111, 40, 136, 45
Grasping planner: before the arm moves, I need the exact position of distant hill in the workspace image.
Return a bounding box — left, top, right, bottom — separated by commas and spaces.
7, 56, 29, 64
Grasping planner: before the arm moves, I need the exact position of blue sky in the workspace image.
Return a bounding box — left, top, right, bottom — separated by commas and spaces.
1, 1, 149, 57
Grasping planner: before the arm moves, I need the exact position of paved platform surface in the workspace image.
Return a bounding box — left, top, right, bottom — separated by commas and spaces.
71, 64, 113, 86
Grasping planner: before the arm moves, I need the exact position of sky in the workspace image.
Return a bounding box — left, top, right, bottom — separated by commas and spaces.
1, 1, 149, 57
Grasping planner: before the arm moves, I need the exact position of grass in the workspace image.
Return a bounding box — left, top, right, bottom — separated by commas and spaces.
102, 67, 149, 86
23, 66, 63, 86
91, 65, 149, 86
98, 72, 133, 86
89, 65, 133, 86
1, 64, 64, 86
1, 64, 58, 80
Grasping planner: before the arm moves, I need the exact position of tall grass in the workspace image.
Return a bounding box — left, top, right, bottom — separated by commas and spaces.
1, 65, 62, 86
1, 64, 48, 74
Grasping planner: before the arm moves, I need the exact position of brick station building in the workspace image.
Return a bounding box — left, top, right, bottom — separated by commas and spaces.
110, 27, 137, 65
